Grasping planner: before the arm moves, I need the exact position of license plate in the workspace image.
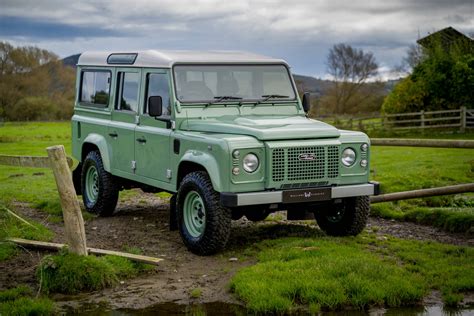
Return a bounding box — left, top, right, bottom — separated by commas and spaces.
282, 187, 331, 203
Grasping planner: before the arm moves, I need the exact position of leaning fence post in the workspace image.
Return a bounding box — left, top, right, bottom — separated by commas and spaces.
47, 145, 87, 255
460, 106, 466, 133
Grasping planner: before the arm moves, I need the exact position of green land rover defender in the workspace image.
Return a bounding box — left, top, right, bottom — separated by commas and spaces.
71, 50, 379, 255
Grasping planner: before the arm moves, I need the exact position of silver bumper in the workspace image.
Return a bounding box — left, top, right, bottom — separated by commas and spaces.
220, 182, 379, 207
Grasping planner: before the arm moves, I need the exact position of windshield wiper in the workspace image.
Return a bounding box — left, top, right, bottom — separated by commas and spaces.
255, 94, 289, 105
206, 96, 242, 107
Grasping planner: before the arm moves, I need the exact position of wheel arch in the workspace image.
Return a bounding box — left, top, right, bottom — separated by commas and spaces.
81, 134, 111, 172
177, 153, 223, 192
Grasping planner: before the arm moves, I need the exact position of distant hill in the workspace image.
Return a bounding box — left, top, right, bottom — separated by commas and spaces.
294, 74, 402, 96
292, 74, 333, 95
62, 54, 80, 67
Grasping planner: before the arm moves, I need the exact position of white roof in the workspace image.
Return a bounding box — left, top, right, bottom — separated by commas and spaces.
77, 50, 289, 68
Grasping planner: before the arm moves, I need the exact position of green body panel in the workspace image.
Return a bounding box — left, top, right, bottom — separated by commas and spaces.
180, 115, 340, 140
72, 64, 371, 196
108, 111, 136, 174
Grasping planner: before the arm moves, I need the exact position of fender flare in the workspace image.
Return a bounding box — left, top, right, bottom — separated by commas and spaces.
179, 151, 223, 192
82, 133, 112, 172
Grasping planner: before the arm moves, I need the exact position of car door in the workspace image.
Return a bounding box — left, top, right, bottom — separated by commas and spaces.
135, 70, 172, 183
108, 68, 141, 176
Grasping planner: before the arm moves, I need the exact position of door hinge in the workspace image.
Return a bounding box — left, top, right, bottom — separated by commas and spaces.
131, 160, 137, 171
166, 169, 172, 179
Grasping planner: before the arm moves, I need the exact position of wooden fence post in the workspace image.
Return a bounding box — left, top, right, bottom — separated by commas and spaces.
460, 106, 466, 133
46, 145, 87, 255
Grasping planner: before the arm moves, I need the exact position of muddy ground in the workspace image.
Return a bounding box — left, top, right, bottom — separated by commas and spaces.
1, 190, 473, 311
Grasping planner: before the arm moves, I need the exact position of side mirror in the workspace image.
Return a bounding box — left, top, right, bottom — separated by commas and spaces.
148, 96, 163, 117
302, 92, 311, 113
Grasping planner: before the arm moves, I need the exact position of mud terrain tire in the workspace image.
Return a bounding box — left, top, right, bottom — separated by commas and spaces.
81, 150, 119, 216
177, 171, 231, 255
314, 196, 370, 236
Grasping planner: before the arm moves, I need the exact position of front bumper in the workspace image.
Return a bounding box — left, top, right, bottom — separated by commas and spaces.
220, 181, 380, 207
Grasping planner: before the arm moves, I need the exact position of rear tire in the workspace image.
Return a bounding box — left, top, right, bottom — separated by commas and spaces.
81, 151, 119, 216
177, 171, 231, 255
244, 206, 270, 222
314, 196, 369, 236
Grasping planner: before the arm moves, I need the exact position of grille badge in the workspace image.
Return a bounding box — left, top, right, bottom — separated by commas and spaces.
298, 153, 317, 161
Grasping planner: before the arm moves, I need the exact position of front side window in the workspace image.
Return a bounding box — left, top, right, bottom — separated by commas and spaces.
116, 72, 139, 112
174, 65, 296, 103
145, 73, 171, 117
80, 71, 111, 106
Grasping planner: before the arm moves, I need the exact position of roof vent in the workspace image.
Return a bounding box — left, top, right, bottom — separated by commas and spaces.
107, 53, 138, 65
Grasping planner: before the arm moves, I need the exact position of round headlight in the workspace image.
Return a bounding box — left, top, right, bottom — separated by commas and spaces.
341, 148, 356, 167
243, 153, 259, 173
361, 143, 368, 152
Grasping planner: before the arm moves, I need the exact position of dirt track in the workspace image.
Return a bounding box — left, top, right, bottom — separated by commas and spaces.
1, 190, 473, 310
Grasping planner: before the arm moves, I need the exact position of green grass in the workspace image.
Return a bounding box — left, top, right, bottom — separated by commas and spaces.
0, 206, 53, 261
190, 288, 202, 298
38, 250, 152, 294
0, 122, 73, 223
230, 234, 474, 312
372, 203, 474, 234
370, 146, 473, 233
371, 146, 473, 194
0, 285, 54, 316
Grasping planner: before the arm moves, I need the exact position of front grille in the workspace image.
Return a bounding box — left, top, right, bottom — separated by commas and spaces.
271, 146, 339, 184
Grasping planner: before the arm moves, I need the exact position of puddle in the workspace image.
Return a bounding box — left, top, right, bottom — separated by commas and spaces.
62, 302, 474, 315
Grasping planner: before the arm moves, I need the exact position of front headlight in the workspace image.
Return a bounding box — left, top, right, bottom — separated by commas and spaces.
341, 148, 356, 167
243, 153, 259, 173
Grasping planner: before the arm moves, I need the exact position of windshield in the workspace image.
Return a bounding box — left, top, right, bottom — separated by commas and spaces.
174, 65, 296, 103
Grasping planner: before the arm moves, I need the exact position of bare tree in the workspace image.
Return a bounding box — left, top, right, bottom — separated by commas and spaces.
326, 43, 378, 113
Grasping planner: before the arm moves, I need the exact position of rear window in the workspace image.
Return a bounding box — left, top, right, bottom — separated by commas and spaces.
80, 71, 111, 106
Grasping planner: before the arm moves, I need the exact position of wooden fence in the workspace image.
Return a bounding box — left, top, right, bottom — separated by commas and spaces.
322, 107, 473, 133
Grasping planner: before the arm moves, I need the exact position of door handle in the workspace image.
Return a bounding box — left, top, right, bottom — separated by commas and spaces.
136, 137, 147, 144
108, 132, 118, 138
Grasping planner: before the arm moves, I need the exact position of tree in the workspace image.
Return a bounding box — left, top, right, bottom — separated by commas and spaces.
383, 34, 473, 114
0, 41, 75, 121
326, 43, 378, 113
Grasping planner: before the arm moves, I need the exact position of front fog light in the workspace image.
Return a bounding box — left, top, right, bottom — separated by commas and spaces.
341, 148, 356, 167
360, 159, 368, 167
243, 153, 259, 173
232, 167, 240, 175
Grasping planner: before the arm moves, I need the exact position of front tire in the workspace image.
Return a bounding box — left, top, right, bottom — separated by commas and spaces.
314, 196, 370, 236
177, 171, 231, 255
81, 151, 119, 216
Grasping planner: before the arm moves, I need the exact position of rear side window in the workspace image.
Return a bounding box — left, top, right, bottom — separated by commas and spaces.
80, 71, 111, 106
116, 72, 139, 112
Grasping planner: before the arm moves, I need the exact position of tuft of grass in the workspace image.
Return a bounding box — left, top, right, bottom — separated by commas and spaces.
0, 285, 54, 316
37, 250, 153, 294
0, 285, 32, 302
156, 191, 171, 199
231, 235, 474, 312
190, 288, 202, 298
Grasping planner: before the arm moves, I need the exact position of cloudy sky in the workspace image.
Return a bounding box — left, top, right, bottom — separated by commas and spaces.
0, 0, 472, 79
